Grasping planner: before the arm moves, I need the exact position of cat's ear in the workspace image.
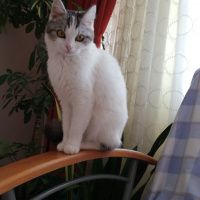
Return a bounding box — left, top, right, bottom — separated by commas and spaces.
50, 0, 66, 20
81, 5, 96, 30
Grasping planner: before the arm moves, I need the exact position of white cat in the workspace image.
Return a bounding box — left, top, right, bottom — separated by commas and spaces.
45, 0, 128, 154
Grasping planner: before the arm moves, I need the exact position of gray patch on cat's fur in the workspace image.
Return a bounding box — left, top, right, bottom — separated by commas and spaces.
45, 15, 67, 40
100, 143, 114, 151
45, 10, 93, 44
78, 22, 94, 45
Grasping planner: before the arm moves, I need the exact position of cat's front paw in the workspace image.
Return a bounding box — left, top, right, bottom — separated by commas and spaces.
64, 143, 80, 154
57, 142, 65, 152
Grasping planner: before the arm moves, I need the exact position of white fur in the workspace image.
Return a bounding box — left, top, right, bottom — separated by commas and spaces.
81, 5, 96, 30
50, 0, 66, 20
45, 0, 128, 154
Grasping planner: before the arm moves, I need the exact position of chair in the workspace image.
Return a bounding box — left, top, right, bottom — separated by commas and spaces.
145, 69, 200, 199
0, 149, 157, 200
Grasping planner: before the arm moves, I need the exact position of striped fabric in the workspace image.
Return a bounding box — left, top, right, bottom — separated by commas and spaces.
146, 69, 200, 200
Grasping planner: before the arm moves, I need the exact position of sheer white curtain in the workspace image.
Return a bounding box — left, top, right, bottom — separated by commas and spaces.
104, 0, 200, 153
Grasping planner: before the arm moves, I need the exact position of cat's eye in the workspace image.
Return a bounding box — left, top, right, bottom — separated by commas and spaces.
57, 30, 65, 38
75, 34, 85, 42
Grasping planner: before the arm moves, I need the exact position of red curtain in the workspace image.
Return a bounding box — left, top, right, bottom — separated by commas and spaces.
67, 0, 117, 47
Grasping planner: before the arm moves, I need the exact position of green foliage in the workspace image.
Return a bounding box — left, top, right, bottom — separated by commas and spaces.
131, 123, 172, 199
0, 0, 54, 123
72, 2, 84, 11
0, 63, 54, 124
0, 0, 56, 167
0, 0, 53, 38
0, 141, 41, 162
0, 0, 57, 124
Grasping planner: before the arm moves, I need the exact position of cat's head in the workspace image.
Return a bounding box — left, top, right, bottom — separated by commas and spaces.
45, 0, 96, 56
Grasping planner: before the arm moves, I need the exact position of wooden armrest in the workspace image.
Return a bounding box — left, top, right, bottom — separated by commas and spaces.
0, 149, 157, 195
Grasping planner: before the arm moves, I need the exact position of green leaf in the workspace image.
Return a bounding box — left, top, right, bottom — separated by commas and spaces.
12, 142, 24, 148
133, 161, 148, 189
6, 69, 12, 74
25, 73, 34, 80
18, 101, 28, 110
72, 2, 84, 11
31, 0, 39, 10
0, 74, 8, 85
14, 86, 19, 93
16, 88, 23, 95
37, 40, 47, 60
2, 146, 9, 155
25, 23, 34, 33
45, 0, 52, 9
0, 141, 7, 146
6, 93, 13, 99
7, 75, 13, 85
44, 107, 49, 115
35, 27, 42, 39
77, 162, 85, 176
132, 124, 172, 190
3, 99, 12, 109
24, 110, 32, 124
131, 167, 156, 200
38, 2, 44, 18
9, 107, 16, 116
42, 178, 49, 185
13, 72, 23, 78
33, 96, 43, 104
28, 141, 36, 149
22, 79, 28, 88
148, 123, 172, 157
29, 50, 35, 71
29, 179, 38, 193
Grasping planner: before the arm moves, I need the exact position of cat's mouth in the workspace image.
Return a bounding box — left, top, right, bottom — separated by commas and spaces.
58, 47, 81, 57
62, 51, 78, 57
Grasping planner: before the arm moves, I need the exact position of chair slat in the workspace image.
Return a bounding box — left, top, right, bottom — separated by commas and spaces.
0, 149, 157, 195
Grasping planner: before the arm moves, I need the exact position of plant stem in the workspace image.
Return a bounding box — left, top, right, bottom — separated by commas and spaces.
8, 154, 15, 163
9, 146, 17, 161
24, 86, 34, 96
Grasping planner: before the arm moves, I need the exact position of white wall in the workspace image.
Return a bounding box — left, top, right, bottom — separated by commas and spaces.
0, 24, 38, 165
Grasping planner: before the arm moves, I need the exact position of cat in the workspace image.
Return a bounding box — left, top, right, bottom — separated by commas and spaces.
44, 0, 128, 154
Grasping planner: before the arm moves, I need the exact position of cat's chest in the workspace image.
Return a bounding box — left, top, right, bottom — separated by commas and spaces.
48, 57, 93, 99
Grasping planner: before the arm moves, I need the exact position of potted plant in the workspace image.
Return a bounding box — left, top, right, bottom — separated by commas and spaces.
0, 0, 55, 150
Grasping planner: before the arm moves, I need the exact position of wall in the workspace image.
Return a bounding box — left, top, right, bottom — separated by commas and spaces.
0, 24, 38, 165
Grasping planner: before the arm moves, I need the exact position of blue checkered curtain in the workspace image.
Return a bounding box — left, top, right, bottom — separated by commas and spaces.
146, 69, 200, 200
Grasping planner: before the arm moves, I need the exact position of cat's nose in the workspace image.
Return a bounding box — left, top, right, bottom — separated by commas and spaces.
66, 45, 72, 52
